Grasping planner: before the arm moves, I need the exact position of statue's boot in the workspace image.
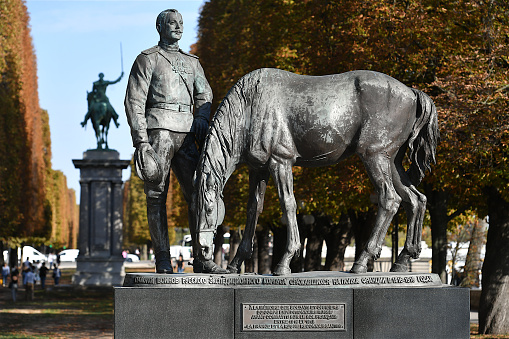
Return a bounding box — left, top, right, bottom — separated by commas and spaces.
147, 201, 173, 274
155, 250, 173, 274
193, 231, 227, 274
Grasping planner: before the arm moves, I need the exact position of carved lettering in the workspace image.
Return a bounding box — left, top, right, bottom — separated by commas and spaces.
242, 303, 345, 332
126, 273, 437, 287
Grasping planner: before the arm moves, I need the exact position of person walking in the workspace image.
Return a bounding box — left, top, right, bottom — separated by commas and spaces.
52, 265, 61, 286
2, 263, 10, 287
176, 254, 185, 273
39, 262, 48, 289
9, 266, 19, 303
24, 266, 35, 301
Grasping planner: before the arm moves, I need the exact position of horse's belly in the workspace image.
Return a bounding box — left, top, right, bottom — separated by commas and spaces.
288, 119, 357, 166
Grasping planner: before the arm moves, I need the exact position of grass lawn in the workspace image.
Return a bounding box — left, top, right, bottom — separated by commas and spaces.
0, 268, 113, 338
471, 324, 509, 339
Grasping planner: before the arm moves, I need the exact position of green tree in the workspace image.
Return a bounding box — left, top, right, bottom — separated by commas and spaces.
124, 159, 150, 246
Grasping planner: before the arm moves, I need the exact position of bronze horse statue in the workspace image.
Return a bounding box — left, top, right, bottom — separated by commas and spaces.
81, 90, 120, 149
192, 68, 438, 275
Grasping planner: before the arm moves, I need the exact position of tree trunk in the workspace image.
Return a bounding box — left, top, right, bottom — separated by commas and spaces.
424, 183, 450, 283
0, 241, 4, 267
460, 218, 486, 288
304, 214, 328, 272
9, 248, 18, 269
256, 223, 272, 274
213, 225, 226, 267
229, 228, 241, 264
303, 227, 323, 271
324, 213, 354, 271
479, 186, 509, 335
140, 244, 148, 261
349, 208, 376, 272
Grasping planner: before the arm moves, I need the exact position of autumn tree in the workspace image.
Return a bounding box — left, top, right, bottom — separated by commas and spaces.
0, 0, 77, 253
123, 159, 187, 251
196, 4, 509, 316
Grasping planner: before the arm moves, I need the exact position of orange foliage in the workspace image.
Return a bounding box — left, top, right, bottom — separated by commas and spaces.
0, 0, 78, 247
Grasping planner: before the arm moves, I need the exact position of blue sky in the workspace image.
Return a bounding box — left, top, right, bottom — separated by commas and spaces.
26, 0, 206, 195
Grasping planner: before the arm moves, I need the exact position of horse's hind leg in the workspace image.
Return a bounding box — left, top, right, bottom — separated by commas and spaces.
227, 169, 269, 273
268, 158, 300, 276
389, 160, 427, 272
104, 125, 109, 149
93, 121, 101, 148
351, 154, 401, 273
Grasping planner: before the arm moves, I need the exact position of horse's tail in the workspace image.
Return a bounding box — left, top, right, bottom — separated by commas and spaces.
406, 89, 439, 186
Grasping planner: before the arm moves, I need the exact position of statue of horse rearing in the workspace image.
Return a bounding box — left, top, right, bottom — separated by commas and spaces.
192, 68, 438, 276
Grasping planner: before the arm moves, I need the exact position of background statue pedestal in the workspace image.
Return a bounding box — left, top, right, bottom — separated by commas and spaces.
115, 272, 470, 338
72, 149, 130, 286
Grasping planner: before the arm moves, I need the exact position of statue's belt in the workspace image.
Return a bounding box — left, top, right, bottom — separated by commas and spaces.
149, 103, 191, 113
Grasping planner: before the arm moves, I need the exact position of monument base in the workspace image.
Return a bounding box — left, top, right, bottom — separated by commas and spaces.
114, 272, 469, 339
73, 257, 125, 286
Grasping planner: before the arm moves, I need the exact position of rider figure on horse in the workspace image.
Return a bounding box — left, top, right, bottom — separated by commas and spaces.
82, 72, 124, 148
83, 72, 123, 128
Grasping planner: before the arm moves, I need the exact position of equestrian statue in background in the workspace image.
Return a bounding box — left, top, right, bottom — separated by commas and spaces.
81, 71, 123, 149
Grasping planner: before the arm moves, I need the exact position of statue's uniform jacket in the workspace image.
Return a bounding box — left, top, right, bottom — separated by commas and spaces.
124, 44, 212, 256
124, 44, 212, 146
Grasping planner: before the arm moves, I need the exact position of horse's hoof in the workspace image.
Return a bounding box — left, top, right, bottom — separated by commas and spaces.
350, 263, 367, 274
193, 259, 228, 274
390, 262, 409, 272
226, 265, 239, 274
273, 265, 291, 276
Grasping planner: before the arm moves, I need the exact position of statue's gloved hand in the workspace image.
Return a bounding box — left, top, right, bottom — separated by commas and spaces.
191, 117, 209, 145
136, 142, 153, 158
134, 142, 162, 183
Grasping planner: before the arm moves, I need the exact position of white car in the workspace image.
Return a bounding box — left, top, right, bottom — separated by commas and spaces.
125, 254, 140, 262
22, 246, 47, 263
58, 249, 79, 262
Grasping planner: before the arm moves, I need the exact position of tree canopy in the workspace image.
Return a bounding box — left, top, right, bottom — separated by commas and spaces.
0, 0, 78, 249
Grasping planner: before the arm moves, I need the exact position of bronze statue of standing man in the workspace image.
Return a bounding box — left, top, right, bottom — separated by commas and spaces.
125, 9, 224, 273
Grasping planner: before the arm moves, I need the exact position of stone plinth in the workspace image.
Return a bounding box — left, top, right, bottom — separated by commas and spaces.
72, 149, 130, 286
115, 272, 470, 339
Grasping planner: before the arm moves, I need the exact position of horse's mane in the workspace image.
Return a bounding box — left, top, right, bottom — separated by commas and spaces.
197, 69, 264, 190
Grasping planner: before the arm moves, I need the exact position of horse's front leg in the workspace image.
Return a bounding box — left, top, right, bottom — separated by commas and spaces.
228, 169, 269, 273
268, 159, 300, 276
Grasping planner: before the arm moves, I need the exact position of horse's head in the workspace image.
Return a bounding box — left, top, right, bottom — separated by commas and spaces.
192, 168, 225, 233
